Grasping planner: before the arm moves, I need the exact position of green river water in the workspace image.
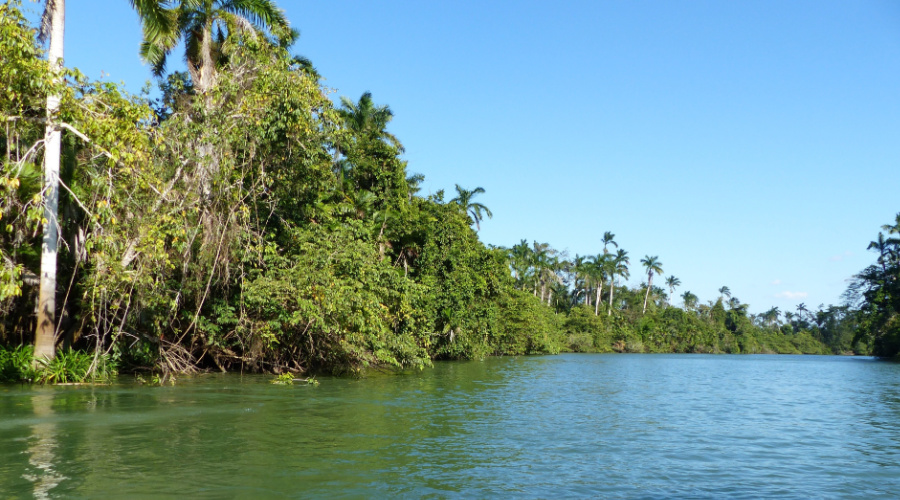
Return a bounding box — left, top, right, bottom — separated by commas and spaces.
2, 353, 900, 498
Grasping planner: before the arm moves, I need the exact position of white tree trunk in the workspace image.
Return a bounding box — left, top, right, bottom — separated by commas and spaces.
642, 274, 653, 314
595, 282, 601, 316
35, 0, 65, 363
608, 278, 615, 316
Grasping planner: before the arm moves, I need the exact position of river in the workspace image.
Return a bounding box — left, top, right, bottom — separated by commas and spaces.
1, 354, 899, 498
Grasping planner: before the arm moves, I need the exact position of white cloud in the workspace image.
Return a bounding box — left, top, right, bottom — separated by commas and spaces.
775, 291, 808, 300
770, 279, 782, 285
829, 251, 853, 262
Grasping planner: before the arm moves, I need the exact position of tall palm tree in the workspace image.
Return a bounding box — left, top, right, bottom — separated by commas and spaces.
451, 185, 492, 231
718, 286, 731, 302
33, 0, 66, 363
137, 0, 294, 94
641, 255, 663, 314
602, 231, 617, 254
665, 275, 681, 306
608, 249, 629, 316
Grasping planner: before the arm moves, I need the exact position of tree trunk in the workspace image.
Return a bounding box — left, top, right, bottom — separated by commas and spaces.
35, 0, 65, 363
608, 277, 615, 316
595, 282, 601, 316
642, 274, 653, 314
196, 22, 217, 95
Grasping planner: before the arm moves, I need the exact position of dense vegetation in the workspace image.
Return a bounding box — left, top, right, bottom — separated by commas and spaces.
0, 1, 893, 382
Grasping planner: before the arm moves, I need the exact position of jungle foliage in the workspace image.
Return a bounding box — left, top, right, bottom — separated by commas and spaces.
0, 1, 884, 382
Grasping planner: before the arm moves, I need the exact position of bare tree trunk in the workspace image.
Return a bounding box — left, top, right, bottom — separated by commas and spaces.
35, 0, 65, 363
642, 274, 653, 314
595, 282, 601, 316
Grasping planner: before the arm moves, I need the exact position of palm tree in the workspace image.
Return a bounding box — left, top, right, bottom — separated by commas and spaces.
718, 286, 731, 302
508, 239, 532, 289
608, 249, 629, 316
641, 255, 663, 314
406, 173, 424, 200
33, 0, 66, 363
665, 275, 681, 306
589, 254, 611, 315
573, 254, 590, 305
338, 91, 404, 151
602, 231, 617, 254
451, 185, 492, 231
530, 241, 553, 300
137, 0, 294, 94
869, 232, 892, 273
681, 291, 698, 311
881, 212, 900, 236
796, 303, 808, 322
762, 307, 780, 327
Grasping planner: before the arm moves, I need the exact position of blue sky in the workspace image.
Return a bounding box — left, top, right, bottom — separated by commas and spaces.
22, 0, 900, 314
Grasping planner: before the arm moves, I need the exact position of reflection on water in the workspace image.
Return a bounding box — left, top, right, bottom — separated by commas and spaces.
22, 393, 66, 499
1, 355, 900, 498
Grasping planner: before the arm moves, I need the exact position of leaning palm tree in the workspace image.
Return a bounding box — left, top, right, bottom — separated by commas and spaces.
137, 0, 295, 94
640, 255, 663, 314
451, 185, 493, 231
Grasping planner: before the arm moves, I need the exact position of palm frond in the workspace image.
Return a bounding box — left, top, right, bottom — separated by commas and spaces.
225, 0, 289, 31
38, 0, 59, 44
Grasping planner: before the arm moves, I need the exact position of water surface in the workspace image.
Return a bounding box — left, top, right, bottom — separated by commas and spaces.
2, 354, 899, 498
